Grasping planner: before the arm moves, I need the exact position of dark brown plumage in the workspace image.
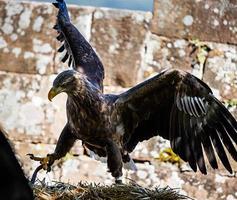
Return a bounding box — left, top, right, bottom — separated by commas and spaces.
0, 128, 33, 200
45, 0, 237, 183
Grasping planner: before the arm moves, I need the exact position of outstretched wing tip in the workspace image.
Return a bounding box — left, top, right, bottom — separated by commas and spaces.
52, 0, 104, 89
53, 24, 59, 30
52, 2, 59, 8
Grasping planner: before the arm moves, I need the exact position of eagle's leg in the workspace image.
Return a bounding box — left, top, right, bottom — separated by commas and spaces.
46, 124, 77, 171
29, 124, 76, 172
106, 140, 123, 184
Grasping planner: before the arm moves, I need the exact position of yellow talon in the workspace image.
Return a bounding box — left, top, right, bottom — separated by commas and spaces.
155, 148, 181, 165
40, 156, 50, 170
27, 154, 55, 172
27, 154, 44, 162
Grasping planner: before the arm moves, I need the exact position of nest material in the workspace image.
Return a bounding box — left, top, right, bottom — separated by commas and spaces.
33, 181, 191, 200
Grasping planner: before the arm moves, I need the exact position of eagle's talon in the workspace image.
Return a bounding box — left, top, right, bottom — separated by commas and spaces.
27, 153, 44, 162
27, 153, 56, 172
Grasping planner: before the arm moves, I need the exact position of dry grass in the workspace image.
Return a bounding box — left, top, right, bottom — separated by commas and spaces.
33, 180, 191, 200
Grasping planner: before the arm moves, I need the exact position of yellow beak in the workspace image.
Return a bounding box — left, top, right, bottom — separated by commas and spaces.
48, 87, 63, 101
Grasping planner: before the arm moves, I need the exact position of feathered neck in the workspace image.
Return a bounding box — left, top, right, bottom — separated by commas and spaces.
67, 75, 104, 112
66, 76, 104, 130
74, 75, 101, 96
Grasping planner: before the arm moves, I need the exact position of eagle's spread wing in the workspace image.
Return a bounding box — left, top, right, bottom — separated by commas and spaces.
115, 69, 237, 174
53, 0, 104, 90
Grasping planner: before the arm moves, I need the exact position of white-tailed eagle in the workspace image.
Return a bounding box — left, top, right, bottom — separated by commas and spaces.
32, 0, 237, 183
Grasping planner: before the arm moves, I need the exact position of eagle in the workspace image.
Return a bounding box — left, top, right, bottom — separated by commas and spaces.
37, 0, 237, 183
0, 128, 33, 199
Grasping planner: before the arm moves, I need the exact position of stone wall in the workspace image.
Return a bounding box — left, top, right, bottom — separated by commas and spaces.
0, 0, 237, 199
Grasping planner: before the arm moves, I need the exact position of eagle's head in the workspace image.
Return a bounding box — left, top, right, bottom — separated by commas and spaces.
48, 70, 79, 101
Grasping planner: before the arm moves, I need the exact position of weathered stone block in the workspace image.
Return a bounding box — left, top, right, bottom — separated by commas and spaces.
140, 33, 194, 79
140, 33, 209, 82
152, 0, 237, 45
0, 1, 94, 75
203, 42, 237, 99
141, 33, 237, 100
0, 72, 67, 141
0, 1, 56, 74
91, 8, 152, 87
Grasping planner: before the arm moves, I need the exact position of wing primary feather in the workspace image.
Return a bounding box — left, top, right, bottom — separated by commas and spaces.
218, 101, 237, 130
169, 104, 177, 150
198, 97, 207, 114
58, 45, 65, 52
192, 125, 207, 174
213, 97, 237, 144
61, 52, 69, 63
68, 56, 72, 67
183, 96, 193, 116
193, 97, 203, 114
180, 98, 188, 114
173, 110, 183, 157
57, 33, 64, 42
182, 113, 195, 164
176, 93, 182, 111
176, 110, 188, 162
187, 118, 197, 172
194, 97, 206, 114
209, 128, 232, 173
52, 2, 59, 8
221, 114, 237, 145
188, 97, 198, 117
72, 60, 75, 68
170, 105, 196, 168
190, 97, 200, 117
200, 128, 218, 169
53, 24, 59, 30
177, 110, 197, 172
217, 124, 237, 161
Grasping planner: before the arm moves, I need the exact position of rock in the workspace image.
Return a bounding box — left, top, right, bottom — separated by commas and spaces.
0, 1, 95, 75
0, 1, 56, 74
140, 33, 194, 77
151, 0, 237, 45
137, 170, 148, 179
203, 42, 237, 99
91, 8, 152, 87
227, 195, 237, 200
0, 72, 66, 140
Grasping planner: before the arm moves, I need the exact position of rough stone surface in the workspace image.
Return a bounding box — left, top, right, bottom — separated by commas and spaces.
0, 1, 95, 75
140, 33, 194, 79
141, 33, 237, 100
0, 71, 66, 141
91, 8, 152, 87
0, 1, 237, 200
203, 42, 237, 99
152, 0, 237, 45
0, 1, 56, 74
